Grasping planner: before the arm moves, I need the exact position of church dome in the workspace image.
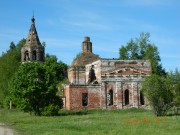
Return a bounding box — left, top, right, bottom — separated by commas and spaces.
71, 37, 99, 66
71, 52, 99, 66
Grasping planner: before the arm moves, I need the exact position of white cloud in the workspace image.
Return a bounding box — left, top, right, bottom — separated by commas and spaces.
59, 10, 112, 31
123, 18, 161, 31
0, 27, 26, 53
0, 27, 25, 38
41, 37, 80, 48
45, 19, 58, 27
152, 34, 180, 49
124, 0, 172, 6
72, 11, 103, 21
60, 19, 112, 31
93, 46, 118, 53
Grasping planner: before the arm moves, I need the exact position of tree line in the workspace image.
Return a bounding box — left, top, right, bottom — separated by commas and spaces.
0, 39, 25, 102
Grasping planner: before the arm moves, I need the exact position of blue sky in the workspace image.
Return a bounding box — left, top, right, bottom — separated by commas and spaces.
0, 0, 179, 71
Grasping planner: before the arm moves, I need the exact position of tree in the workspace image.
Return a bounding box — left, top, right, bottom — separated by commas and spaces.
9, 56, 68, 116
0, 39, 25, 103
45, 55, 69, 96
168, 69, 180, 108
142, 75, 173, 116
119, 32, 166, 75
9, 42, 16, 50
45, 55, 68, 81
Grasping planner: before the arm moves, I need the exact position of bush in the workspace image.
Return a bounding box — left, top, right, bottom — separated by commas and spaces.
2, 96, 14, 109
41, 104, 60, 116
142, 75, 173, 116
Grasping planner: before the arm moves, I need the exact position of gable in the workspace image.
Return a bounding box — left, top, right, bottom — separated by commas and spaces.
102, 67, 151, 76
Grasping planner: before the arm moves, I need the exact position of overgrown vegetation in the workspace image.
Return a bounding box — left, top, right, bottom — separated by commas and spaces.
168, 69, 180, 108
0, 39, 26, 103
142, 75, 173, 116
119, 32, 166, 75
142, 69, 180, 116
0, 38, 68, 116
8, 56, 67, 116
0, 108, 179, 135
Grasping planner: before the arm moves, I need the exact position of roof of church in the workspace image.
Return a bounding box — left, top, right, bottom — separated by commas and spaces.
24, 16, 41, 47
70, 37, 100, 67
71, 52, 99, 67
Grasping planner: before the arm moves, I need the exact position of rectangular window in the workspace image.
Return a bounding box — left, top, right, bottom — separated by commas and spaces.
82, 93, 88, 106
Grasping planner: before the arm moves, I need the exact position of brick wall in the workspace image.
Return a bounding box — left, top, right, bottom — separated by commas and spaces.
64, 85, 101, 110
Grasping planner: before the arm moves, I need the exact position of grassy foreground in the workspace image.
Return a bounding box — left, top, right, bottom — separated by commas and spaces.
0, 108, 179, 135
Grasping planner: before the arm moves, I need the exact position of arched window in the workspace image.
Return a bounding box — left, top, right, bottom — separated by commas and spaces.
40, 50, 44, 61
125, 89, 129, 105
140, 91, 145, 105
108, 90, 113, 106
24, 51, 30, 61
32, 50, 36, 60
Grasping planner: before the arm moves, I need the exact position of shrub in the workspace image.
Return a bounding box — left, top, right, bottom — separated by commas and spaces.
142, 75, 173, 116
41, 104, 60, 116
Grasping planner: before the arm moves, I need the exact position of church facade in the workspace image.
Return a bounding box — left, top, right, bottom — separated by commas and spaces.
64, 37, 152, 110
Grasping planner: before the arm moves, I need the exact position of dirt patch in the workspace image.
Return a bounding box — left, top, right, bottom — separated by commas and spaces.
0, 123, 18, 135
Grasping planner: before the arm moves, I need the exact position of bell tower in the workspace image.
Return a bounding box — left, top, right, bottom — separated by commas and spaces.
82, 36, 92, 53
21, 16, 45, 62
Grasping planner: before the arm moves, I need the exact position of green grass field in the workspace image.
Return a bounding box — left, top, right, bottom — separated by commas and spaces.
0, 108, 179, 135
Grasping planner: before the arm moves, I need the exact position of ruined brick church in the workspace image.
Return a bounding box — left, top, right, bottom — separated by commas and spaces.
22, 17, 152, 111
64, 37, 152, 110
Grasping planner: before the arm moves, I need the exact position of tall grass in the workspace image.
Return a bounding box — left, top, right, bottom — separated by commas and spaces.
0, 108, 179, 135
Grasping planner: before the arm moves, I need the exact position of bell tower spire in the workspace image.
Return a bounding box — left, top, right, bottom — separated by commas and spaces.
32, 11, 35, 24
21, 16, 45, 62
31, 15, 35, 24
